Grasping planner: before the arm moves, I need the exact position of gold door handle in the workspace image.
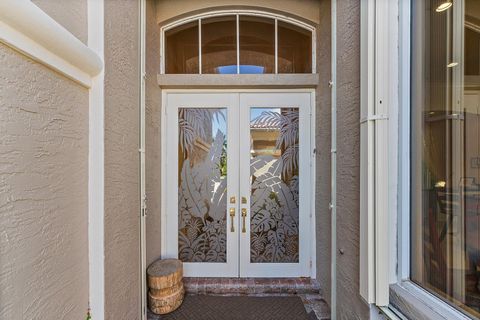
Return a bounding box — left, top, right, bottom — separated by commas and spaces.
229, 208, 235, 232
241, 208, 247, 233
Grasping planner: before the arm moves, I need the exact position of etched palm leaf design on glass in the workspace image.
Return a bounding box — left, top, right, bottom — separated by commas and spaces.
250, 108, 300, 263
178, 108, 228, 263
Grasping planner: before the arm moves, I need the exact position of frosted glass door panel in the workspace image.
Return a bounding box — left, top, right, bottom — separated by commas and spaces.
249, 108, 300, 263
177, 108, 228, 262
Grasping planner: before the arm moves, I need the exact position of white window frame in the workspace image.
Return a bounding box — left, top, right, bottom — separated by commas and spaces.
361, 0, 478, 319
396, 0, 411, 285
159, 9, 316, 75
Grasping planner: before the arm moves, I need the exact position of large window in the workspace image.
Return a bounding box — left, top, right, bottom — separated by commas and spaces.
411, 1, 480, 318
162, 12, 315, 74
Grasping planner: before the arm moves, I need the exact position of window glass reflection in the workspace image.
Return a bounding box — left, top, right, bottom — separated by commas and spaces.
411, 1, 480, 318
278, 21, 312, 73
239, 16, 275, 74
164, 15, 314, 75
165, 21, 199, 74
201, 16, 237, 74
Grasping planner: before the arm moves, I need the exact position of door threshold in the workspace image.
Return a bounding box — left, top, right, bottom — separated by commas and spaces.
183, 277, 321, 296
147, 278, 329, 320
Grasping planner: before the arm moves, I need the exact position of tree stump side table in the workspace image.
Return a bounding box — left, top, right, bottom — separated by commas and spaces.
147, 259, 184, 315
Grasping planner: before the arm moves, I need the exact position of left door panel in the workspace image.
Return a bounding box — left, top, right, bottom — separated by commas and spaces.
164, 93, 239, 277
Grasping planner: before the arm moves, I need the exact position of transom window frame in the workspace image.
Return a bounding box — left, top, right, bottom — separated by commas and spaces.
159, 9, 317, 75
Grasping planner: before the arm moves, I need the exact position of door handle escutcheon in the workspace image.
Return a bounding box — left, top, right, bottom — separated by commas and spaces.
230, 208, 235, 232
241, 208, 247, 233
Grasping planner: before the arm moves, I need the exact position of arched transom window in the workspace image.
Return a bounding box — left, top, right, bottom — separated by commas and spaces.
161, 10, 315, 74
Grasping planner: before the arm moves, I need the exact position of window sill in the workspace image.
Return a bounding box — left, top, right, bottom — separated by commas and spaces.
157, 73, 319, 88
389, 281, 471, 320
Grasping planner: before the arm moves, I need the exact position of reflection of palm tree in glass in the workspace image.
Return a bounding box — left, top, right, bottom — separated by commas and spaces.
250, 109, 299, 180
178, 108, 226, 157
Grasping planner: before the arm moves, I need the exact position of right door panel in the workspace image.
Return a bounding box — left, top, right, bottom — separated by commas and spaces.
239, 93, 312, 277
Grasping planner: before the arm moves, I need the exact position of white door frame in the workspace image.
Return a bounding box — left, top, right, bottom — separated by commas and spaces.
160, 89, 317, 278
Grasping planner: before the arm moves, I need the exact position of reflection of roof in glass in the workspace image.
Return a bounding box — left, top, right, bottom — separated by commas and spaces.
250, 122, 280, 130
250, 108, 283, 130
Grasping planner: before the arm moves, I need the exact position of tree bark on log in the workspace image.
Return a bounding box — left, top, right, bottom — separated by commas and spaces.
147, 259, 184, 314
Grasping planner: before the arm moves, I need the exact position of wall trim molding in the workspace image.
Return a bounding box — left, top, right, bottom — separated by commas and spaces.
88, 0, 105, 318
157, 74, 320, 88
0, 0, 103, 88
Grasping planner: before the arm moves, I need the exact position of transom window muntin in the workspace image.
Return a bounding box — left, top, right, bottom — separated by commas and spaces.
160, 10, 316, 75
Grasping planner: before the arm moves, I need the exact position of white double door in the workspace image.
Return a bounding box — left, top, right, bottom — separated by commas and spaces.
164, 91, 313, 277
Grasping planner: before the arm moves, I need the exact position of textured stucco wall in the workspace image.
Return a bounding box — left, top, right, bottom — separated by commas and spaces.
146, 0, 163, 266
104, 0, 141, 319
156, 0, 320, 24
316, 0, 332, 307
335, 1, 369, 319
32, 0, 88, 44
0, 44, 89, 320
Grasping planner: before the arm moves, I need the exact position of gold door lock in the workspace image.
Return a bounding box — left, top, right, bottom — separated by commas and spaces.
241, 208, 247, 233
229, 207, 235, 232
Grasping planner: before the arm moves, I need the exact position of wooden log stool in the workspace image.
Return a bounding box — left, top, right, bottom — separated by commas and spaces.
147, 259, 184, 315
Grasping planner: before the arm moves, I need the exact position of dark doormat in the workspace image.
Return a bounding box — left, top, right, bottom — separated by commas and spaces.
148, 295, 317, 320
